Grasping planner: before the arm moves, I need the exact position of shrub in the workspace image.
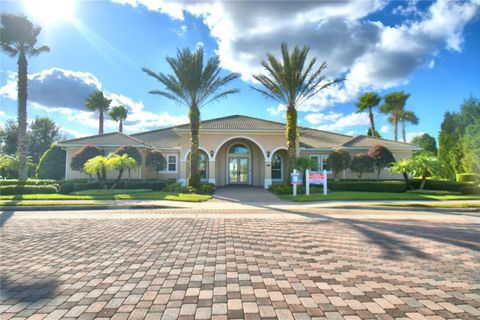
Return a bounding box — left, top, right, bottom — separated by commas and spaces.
36, 145, 66, 180
0, 179, 58, 186
164, 182, 186, 193
0, 185, 58, 195
460, 185, 480, 195
116, 146, 142, 164
350, 154, 374, 180
368, 144, 395, 181
325, 149, 351, 180
268, 184, 306, 195
59, 183, 75, 194
456, 173, 480, 183
410, 179, 471, 192
145, 150, 165, 179
71, 144, 102, 172
198, 183, 215, 195
328, 180, 407, 193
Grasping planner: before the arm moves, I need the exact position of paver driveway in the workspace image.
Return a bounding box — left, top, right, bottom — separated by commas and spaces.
1, 209, 479, 320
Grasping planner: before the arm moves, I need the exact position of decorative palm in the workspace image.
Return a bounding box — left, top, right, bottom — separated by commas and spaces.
356, 92, 381, 137
143, 47, 240, 188
86, 91, 112, 135
109, 105, 128, 133
83, 155, 111, 189
380, 91, 410, 142
252, 42, 344, 176
109, 153, 137, 189
1, 14, 49, 179
389, 159, 413, 189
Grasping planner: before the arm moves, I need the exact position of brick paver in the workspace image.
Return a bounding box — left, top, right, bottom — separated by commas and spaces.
1, 209, 479, 319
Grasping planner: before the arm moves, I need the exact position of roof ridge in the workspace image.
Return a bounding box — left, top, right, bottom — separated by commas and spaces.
60, 132, 127, 144
299, 126, 353, 138
344, 134, 418, 146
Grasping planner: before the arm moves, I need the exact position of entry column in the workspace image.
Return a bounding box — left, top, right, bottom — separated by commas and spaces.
264, 160, 272, 189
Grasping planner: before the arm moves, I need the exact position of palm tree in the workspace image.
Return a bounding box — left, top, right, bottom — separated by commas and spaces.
356, 92, 381, 137
389, 159, 413, 189
109, 105, 128, 133
109, 153, 137, 189
142, 47, 239, 188
86, 91, 112, 135
252, 42, 344, 176
380, 91, 410, 142
1, 14, 49, 179
388, 110, 419, 143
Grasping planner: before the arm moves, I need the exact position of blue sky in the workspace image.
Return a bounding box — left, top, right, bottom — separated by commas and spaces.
1, 0, 479, 142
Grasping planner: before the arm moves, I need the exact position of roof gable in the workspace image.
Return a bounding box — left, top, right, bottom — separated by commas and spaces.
341, 135, 421, 149
58, 132, 146, 147
175, 115, 286, 131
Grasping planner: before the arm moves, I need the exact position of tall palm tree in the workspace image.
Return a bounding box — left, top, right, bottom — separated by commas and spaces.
380, 91, 410, 142
142, 47, 239, 188
388, 110, 419, 143
252, 42, 344, 176
356, 92, 381, 137
1, 14, 49, 179
86, 91, 112, 135
109, 105, 128, 133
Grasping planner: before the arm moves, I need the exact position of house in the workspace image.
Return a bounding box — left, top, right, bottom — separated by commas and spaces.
57, 115, 420, 188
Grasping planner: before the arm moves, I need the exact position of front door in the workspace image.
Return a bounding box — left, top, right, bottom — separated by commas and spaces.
228, 157, 249, 184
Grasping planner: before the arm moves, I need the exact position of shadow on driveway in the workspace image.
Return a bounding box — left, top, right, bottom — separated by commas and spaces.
0, 277, 58, 303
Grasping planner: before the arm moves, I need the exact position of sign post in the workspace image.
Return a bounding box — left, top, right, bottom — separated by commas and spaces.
306, 169, 310, 196
291, 169, 300, 196
306, 170, 328, 195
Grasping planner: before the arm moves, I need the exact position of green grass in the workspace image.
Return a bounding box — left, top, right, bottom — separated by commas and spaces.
278, 191, 480, 202
0, 201, 103, 207
71, 189, 152, 195
378, 202, 480, 208
0, 191, 212, 202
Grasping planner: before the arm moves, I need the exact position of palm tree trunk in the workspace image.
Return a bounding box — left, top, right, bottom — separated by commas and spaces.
393, 113, 398, 142
286, 105, 297, 181
402, 120, 406, 143
188, 106, 200, 189
99, 110, 104, 135
17, 51, 28, 180
368, 106, 375, 137
119, 119, 123, 133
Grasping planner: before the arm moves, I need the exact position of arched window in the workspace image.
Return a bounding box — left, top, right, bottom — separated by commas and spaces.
229, 144, 249, 154
271, 154, 283, 180
199, 153, 208, 181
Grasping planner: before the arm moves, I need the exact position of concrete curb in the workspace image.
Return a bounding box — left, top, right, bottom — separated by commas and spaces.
0, 205, 174, 212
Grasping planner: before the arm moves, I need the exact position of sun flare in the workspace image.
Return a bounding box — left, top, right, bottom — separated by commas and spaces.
24, 0, 76, 26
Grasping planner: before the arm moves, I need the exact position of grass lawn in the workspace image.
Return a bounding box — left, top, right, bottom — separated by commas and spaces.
0, 190, 212, 202
0, 201, 103, 207
278, 191, 480, 202
71, 189, 152, 195
377, 202, 480, 208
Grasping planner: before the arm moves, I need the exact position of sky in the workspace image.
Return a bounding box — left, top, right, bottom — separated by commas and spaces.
0, 0, 479, 142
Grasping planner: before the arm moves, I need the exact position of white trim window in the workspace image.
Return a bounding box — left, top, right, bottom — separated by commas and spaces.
310, 154, 332, 173
199, 152, 208, 181
167, 154, 177, 173
271, 154, 283, 181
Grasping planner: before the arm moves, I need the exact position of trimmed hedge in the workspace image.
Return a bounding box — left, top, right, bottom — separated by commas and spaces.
36, 145, 66, 180
456, 173, 480, 183
0, 185, 58, 195
329, 180, 407, 193
0, 179, 58, 186
460, 185, 480, 195
59, 180, 173, 194
410, 179, 471, 192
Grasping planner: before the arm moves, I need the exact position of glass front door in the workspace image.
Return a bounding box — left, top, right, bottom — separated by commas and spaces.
228, 157, 249, 184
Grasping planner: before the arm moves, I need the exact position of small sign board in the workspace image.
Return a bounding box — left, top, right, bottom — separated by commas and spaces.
309, 172, 326, 185
291, 172, 301, 185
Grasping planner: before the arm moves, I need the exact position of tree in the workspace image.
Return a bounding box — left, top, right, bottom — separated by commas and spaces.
411, 133, 437, 155
83, 155, 110, 189
145, 150, 165, 179
70, 144, 102, 173
295, 156, 319, 185
390, 110, 419, 143
143, 47, 239, 188
461, 118, 480, 174
109, 105, 128, 133
410, 154, 443, 190
1, 14, 49, 179
28, 117, 61, 162
35, 145, 66, 180
367, 144, 395, 181
109, 153, 137, 189
380, 91, 410, 142
0, 119, 18, 155
350, 153, 374, 180
115, 146, 142, 179
356, 92, 381, 137
325, 149, 351, 180
85, 91, 111, 135
388, 159, 413, 189
0, 154, 35, 179
366, 128, 382, 138
252, 42, 343, 180
438, 112, 462, 180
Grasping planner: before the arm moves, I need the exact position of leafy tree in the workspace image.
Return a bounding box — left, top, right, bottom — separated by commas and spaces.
411, 133, 437, 155
438, 112, 462, 179
410, 154, 443, 190
1, 14, 49, 179
70, 144, 102, 173
356, 92, 381, 137
388, 159, 413, 189
85, 90, 111, 135
36, 145, 66, 180
145, 150, 165, 179
0, 119, 18, 155
367, 144, 395, 181
461, 118, 480, 174
325, 149, 351, 180
295, 156, 319, 185
350, 153, 374, 180
28, 117, 61, 162
252, 42, 343, 181
366, 128, 382, 138
143, 47, 239, 188
109, 105, 128, 133
380, 91, 410, 142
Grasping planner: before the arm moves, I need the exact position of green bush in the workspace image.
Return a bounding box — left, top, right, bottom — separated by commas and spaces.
59, 183, 75, 194
328, 180, 407, 193
57, 180, 171, 194
164, 182, 186, 193
410, 179, 471, 192
197, 183, 215, 195
0, 179, 58, 186
460, 185, 480, 195
456, 173, 480, 183
0, 185, 58, 195
269, 184, 306, 195
36, 145, 66, 180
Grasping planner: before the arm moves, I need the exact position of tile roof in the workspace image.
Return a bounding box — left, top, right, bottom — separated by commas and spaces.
341, 135, 421, 149
131, 128, 181, 149
175, 115, 286, 131
57, 132, 146, 147
299, 127, 352, 148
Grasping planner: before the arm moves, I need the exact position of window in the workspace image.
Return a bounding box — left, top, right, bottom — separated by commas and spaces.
167, 155, 177, 172
271, 154, 283, 180
321, 155, 331, 172
310, 154, 331, 172
309, 155, 320, 169
199, 153, 208, 181
229, 144, 249, 154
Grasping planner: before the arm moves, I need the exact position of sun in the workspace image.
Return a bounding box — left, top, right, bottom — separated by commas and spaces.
24, 0, 76, 26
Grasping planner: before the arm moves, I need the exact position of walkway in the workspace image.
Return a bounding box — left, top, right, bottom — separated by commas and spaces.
213, 186, 283, 204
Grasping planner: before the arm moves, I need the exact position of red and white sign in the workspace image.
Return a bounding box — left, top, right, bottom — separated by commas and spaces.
309, 172, 326, 185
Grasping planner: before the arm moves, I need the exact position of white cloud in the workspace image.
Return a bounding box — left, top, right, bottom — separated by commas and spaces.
0, 111, 5, 117
379, 125, 390, 134
267, 104, 286, 116
305, 111, 370, 132
195, 41, 204, 49
407, 131, 426, 143
113, 0, 480, 111
59, 127, 88, 139
175, 24, 188, 36
1, 68, 188, 134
